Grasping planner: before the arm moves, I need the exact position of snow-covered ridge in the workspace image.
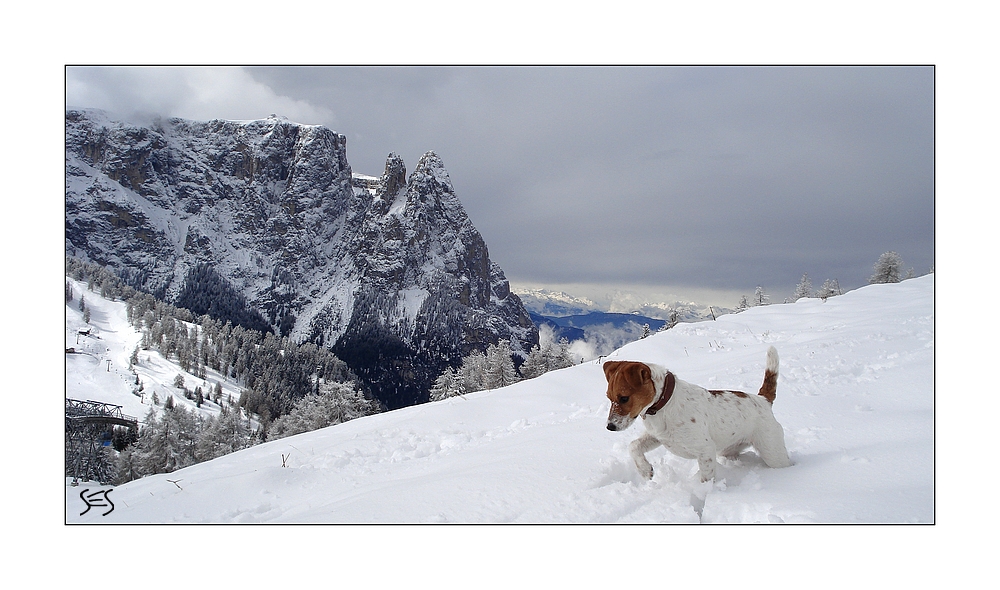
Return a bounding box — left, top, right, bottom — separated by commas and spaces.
67, 275, 933, 523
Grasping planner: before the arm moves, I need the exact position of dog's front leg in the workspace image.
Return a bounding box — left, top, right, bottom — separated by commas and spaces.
696, 456, 718, 482
629, 433, 662, 480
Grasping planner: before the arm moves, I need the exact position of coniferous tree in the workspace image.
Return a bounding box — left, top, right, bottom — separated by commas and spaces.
519, 345, 548, 380
196, 408, 253, 461
129, 406, 200, 476
793, 274, 813, 301
816, 278, 842, 299
429, 366, 465, 401
546, 338, 575, 371
870, 251, 905, 284
664, 310, 679, 331
753, 286, 769, 306
459, 350, 488, 394
269, 382, 380, 439
484, 340, 519, 390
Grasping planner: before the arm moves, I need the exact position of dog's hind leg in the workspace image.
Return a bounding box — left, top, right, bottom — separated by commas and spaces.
629, 433, 662, 480
752, 422, 792, 468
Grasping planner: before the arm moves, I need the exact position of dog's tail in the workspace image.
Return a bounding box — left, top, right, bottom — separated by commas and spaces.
757, 346, 779, 404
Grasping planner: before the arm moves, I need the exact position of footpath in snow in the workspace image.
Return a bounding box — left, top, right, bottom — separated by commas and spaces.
66, 275, 934, 523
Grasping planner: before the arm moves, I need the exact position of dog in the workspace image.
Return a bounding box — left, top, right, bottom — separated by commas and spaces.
604, 346, 791, 482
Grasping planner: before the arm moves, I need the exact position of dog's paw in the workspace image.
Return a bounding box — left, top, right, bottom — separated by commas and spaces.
633, 459, 654, 480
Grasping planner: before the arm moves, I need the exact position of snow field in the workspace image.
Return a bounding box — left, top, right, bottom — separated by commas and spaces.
67, 275, 933, 523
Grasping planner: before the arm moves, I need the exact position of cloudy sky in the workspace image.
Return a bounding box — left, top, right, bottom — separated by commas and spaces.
66, 65, 933, 308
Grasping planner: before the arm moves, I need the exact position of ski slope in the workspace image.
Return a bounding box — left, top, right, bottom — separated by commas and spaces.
66, 275, 934, 523
65, 278, 250, 427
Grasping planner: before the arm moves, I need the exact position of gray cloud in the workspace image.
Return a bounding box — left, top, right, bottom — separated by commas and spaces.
67, 65, 933, 306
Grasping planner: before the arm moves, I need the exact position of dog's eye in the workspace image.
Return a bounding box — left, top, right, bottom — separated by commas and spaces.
618, 396, 629, 404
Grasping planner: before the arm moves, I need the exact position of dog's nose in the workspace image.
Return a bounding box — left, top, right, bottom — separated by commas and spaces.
606, 422, 617, 431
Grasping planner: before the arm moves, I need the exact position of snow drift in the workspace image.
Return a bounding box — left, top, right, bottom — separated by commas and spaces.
67, 275, 933, 523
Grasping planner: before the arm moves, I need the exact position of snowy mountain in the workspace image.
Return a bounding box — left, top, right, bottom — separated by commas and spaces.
515, 286, 722, 322
67, 275, 934, 523
65, 110, 536, 408
518, 286, 724, 357
514, 288, 602, 316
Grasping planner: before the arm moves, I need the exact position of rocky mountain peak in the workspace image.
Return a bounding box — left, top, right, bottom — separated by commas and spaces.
380, 152, 407, 198
65, 110, 537, 409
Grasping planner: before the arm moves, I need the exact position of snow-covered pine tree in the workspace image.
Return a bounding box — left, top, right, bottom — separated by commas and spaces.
816, 278, 842, 299
519, 345, 548, 380
195, 407, 253, 462
546, 338, 575, 371
793, 274, 813, 301
870, 251, 905, 284
753, 286, 769, 306
459, 350, 488, 393
129, 405, 201, 476
659, 310, 679, 331
484, 340, 519, 390
429, 366, 465, 401
268, 381, 380, 439
735, 295, 751, 313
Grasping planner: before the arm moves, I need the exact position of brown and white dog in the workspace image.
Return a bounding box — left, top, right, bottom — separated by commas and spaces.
604, 346, 791, 482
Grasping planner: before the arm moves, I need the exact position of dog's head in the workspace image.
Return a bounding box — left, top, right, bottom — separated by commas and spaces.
603, 361, 657, 431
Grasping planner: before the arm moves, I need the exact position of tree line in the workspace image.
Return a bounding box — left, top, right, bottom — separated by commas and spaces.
67, 257, 382, 483
428, 336, 577, 401
732, 250, 923, 313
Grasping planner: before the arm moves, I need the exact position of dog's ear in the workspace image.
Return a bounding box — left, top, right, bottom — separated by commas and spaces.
603, 361, 625, 382
622, 363, 651, 387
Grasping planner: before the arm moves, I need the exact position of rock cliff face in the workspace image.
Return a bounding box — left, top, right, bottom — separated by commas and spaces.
65, 110, 537, 409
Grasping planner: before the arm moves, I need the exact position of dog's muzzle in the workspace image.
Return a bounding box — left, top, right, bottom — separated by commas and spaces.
606, 410, 635, 432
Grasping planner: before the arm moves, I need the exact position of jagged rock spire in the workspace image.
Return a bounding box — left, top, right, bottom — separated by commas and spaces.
380, 152, 407, 197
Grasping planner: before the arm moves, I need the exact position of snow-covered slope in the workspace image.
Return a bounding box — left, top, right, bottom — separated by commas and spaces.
65, 278, 246, 426
67, 275, 933, 523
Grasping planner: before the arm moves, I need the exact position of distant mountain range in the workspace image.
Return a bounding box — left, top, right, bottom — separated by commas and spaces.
514, 287, 726, 322
514, 289, 601, 317
518, 288, 729, 357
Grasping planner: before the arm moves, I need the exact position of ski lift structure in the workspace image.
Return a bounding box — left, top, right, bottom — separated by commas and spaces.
65, 399, 138, 485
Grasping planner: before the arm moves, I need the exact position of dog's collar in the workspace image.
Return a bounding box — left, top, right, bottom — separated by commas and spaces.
644, 371, 675, 416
